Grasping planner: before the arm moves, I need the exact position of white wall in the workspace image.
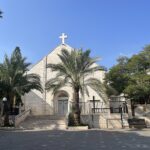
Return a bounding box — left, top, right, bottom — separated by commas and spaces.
24, 44, 106, 115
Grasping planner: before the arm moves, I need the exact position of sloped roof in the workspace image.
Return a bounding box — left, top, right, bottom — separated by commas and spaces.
29, 44, 73, 70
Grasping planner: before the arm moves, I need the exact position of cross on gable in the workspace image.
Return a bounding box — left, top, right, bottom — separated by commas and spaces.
59, 33, 67, 45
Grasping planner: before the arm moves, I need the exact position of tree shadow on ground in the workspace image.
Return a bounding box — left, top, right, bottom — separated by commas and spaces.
0, 129, 150, 150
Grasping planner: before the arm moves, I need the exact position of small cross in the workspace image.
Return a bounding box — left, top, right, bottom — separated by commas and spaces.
59, 33, 67, 44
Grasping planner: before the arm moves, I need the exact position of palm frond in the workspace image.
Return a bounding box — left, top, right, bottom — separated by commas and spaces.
45, 77, 69, 94
0, 10, 3, 18
0, 47, 43, 102
84, 78, 108, 103
46, 48, 107, 103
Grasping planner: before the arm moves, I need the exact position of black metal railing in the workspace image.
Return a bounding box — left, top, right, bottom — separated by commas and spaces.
92, 108, 110, 113
92, 107, 128, 114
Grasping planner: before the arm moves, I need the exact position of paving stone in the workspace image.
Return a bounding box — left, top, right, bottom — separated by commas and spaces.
0, 129, 150, 150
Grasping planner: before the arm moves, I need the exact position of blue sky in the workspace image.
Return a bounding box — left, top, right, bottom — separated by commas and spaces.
0, 0, 150, 69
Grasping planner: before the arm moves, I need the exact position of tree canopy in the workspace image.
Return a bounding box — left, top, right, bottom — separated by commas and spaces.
0, 47, 43, 107
0, 10, 3, 18
105, 56, 129, 95
106, 45, 150, 104
46, 49, 106, 125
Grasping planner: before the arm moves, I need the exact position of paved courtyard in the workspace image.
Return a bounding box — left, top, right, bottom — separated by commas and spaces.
0, 129, 150, 150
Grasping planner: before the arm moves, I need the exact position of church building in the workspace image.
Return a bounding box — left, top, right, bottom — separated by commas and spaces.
22, 34, 150, 129
23, 33, 106, 116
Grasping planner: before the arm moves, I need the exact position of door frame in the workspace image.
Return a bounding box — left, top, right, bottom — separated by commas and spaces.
53, 91, 69, 115
58, 99, 68, 116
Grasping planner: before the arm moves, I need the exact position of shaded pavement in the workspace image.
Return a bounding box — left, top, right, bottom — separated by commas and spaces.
0, 129, 150, 150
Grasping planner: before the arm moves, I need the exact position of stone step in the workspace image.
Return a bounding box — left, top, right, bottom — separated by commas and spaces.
29, 115, 66, 120
122, 120, 128, 125
19, 115, 67, 130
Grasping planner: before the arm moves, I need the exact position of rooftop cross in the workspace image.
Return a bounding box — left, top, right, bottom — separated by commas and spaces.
59, 33, 67, 45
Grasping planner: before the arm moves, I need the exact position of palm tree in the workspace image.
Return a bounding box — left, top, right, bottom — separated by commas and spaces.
0, 47, 43, 126
46, 49, 106, 125
0, 10, 3, 18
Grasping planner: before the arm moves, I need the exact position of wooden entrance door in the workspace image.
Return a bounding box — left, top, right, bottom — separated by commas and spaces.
58, 100, 68, 116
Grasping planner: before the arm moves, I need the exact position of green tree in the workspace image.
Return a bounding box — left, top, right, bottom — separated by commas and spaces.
0, 47, 43, 125
0, 10, 3, 18
46, 49, 106, 125
104, 83, 118, 97
124, 74, 150, 116
106, 45, 150, 117
127, 46, 150, 74
105, 56, 129, 94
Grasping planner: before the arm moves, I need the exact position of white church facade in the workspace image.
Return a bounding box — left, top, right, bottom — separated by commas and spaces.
23, 34, 106, 116
21, 34, 150, 129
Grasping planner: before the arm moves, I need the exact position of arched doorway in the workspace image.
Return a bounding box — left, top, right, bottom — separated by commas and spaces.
54, 91, 69, 116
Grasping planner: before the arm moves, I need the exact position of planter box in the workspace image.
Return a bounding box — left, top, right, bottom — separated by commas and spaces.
67, 126, 88, 131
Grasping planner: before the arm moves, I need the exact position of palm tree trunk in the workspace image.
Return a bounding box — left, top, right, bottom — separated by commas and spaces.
13, 95, 16, 114
9, 92, 15, 114
4, 113, 9, 126
73, 87, 80, 125
3, 101, 10, 126
131, 100, 135, 117
13, 95, 16, 108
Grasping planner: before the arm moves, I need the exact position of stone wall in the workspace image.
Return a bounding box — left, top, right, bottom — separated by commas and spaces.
15, 109, 31, 127
135, 104, 150, 127
81, 113, 127, 129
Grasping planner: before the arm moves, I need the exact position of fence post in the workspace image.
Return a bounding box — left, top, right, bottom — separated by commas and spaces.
93, 96, 95, 113
119, 105, 124, 128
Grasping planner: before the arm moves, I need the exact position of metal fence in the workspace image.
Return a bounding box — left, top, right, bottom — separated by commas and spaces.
69, 101, 107, 115
69, 101, 91, 114
68, 100, 128, 115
